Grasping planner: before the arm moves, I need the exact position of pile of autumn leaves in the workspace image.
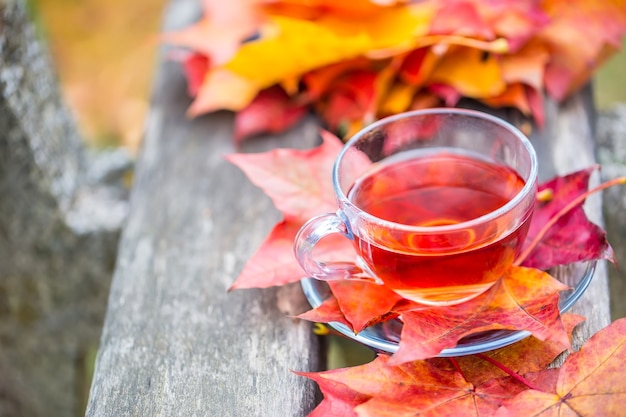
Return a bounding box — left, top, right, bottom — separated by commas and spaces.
165, 0, 626, 141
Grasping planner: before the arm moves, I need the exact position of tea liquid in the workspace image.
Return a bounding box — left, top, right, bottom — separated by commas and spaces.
348, 149, 530, 305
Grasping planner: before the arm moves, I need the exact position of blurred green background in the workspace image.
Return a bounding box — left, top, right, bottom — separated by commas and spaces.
595, 39, 626, 109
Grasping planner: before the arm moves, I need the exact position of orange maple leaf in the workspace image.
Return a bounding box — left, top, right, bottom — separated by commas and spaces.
538, 0, 626, 101
298, 313, 587, 417
495, 318, 626, 416
428, 313, 585, 386
389, 266, 570, 364
300, 353, 536, 417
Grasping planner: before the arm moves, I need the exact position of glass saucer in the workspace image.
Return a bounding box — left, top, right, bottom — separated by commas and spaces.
300, 261, 596, 357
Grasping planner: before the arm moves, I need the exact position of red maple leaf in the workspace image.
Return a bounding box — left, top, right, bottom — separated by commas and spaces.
300, 355, 474, 416
317, 70, 379, 132
390, 266, 570, 364
296, 293, 353, 328
298, 313, 585, 417
495, 318, 626, 416
227, 220, 307, 289
233, 85, 309, 143
428, 313, 585, 386
517, 166, 616, 269
299, 354, 529, 417
326, 280, 402, 333
295, 369, 370, 417
180, 52, 211, 97
226, 131, 360, 289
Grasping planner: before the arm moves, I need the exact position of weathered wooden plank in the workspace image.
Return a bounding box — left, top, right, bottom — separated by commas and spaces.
528, 86, 611, 351
85, 1, 321, 416
597, 105, 626, 320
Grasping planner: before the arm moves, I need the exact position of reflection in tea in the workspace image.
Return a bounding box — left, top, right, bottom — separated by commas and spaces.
348, 149, 531, 305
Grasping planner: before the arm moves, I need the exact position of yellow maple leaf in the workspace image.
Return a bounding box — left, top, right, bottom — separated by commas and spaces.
189, 69, 259, 116
428, 46, 506, 98
379, 81, 418, 116
189, 4, 436, 112
499, 40, 550, 90
480, 82, 531, 114
196, 2, 510, 113
225, 5, 435, 89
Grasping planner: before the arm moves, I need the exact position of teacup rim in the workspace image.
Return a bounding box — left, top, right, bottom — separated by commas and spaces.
332, 107, 539, 234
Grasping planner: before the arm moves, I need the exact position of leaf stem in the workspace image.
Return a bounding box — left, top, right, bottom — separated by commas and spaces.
449, 357, 467, 382
475, 353, 541, 391
514, 176, 626, 266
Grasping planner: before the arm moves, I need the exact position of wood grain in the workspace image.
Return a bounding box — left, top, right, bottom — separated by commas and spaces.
528, 86, 611, 352
85, 1, 321, 416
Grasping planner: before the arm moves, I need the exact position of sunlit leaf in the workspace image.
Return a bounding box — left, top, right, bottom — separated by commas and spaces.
428, 46, 506, 98
328, 280, 402, 333
188, 68, 259, 115
223, 5, 435, 95
429, 313, 585, 386
496, 318, 626, 416
390, 266, 569, 364
226, 132, 341, 220
519, 167, 616, 270
296, 293, 352, 328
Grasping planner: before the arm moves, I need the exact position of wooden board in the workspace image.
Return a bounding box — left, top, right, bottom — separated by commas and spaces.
86, 0, 611, 415
529, 86, 611, 352
85, 1, 322, 416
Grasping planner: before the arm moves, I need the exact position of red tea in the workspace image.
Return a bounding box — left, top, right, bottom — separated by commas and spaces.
348, 150, 531, 305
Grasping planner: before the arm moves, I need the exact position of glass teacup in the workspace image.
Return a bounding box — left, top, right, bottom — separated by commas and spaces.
294, 109, 538, 306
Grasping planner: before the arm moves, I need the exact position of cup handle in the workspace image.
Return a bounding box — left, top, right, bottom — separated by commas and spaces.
294, 212, 380, 283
